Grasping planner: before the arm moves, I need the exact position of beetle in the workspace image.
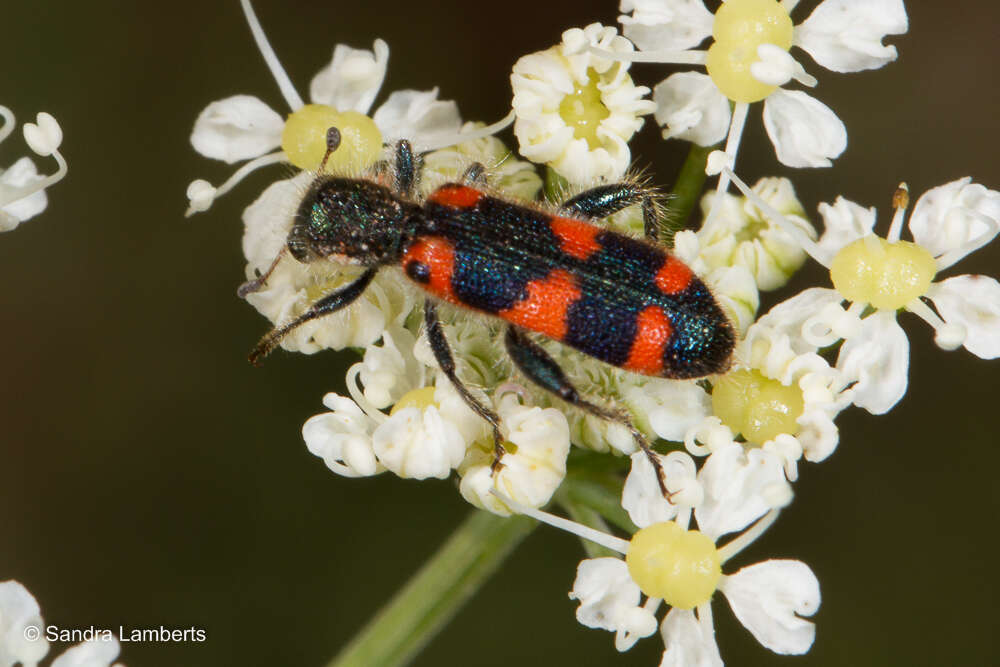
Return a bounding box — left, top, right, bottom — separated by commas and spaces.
242, 128, 735, 493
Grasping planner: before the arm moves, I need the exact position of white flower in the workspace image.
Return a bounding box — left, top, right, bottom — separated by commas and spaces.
0, 108, 67, 232
681, 320, 851, 480
695, 176, 816, 290
303, 377, 487, 481
186, 0, 512, 216
372, 403, 468, 479
619, 378, 711, 443
610, 0, 906, 233
510, 23, 656, 185
460, 389, 571, 516
303, 392, 384, 477
617, 0, 906, 171
0, 581, 123, 667
623, 444, 791, 538
0, 580, 48, 667
727, 173, 1000, 415
568, 558, 658, 647
501, 442, 814, 665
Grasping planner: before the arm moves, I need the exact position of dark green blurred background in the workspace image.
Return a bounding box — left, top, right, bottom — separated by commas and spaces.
2, 1, 998, 665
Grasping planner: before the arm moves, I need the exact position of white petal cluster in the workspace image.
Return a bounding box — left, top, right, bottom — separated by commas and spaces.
694, 176, 816, 290
186, 10, 469, 217
774, 179, 1000, 415
0, 581, 123, 667
460, 390, 571, 516
511, 23, 656, 184
624, 0, 906, 169
559, 446, 812, 664
304, 379, 487, 481
1, 109, 66, 232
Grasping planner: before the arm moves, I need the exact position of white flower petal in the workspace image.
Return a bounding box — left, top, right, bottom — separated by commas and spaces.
242, 174, 309, 270
0, 580, 50, 667
762, 90, 846, 168
623, 451, 701, 527
0, 157, 48, 227
837, 311, 908, 414
816, 196, 878, 262
619, 0, 714, 52
302, 393, 382, 477
569, 558, 656, 638
653, 72, 730, 146
309, 39, 389, 114
928, 275, 1000, 359
459, 391, 569, 514
358, 327, 421, 409
372, 89, 462, 145
621, 378, 711, 443
50, 638, 121, 667
190, 95, 284, 163
795, 408, 840, 464
658, 607, 723, 667
372, 406, 467, 479
795, 0, 907, 73
720, 560, 820, 655
496, 394, 571, 506
706, 266, 760, 333
695, 443, 789, 541
908, 178, 1000, 260
753, 287, 843, 353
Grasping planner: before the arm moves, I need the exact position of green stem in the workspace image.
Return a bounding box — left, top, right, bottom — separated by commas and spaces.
328, 510, 535, 667
664, 143, 714, 233
562, 477, 637, 535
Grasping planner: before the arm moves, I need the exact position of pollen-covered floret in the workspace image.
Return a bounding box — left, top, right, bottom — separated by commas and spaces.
510, 23, 656, 185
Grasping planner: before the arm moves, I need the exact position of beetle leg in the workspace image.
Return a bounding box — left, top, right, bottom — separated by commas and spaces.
504, 326, 672, 499
237, 247, 286, 298
561, 184, 662, 242
560, 182, 646, 220
461, 162, 488, 185
642, 195, 660, 242
248, 267, 378, 365
393, 139, 417, 197
424, 300, 506, 471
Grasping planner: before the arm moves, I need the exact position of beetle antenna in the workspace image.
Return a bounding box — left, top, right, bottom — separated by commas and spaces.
317, 126, 341, 173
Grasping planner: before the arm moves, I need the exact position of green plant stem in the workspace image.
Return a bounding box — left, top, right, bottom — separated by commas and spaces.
665, 143, 714, 233
328, 510, 535, 667
562, 477, 637, 534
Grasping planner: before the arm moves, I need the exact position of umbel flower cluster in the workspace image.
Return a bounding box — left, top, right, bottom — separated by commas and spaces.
178, 1, 997, 665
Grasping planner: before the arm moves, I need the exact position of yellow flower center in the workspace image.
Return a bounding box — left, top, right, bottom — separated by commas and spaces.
558, 68, 610, 149
829, 236, 937, 310
390, 387, 438, 415
626, 522, 721, 609
705, 0, 794, 103
281, 104, 383, 172
712, 369, 804, 445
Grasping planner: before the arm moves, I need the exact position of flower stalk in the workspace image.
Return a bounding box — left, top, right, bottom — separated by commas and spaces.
665, 142, 714, 231
328, 510, 535, 667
